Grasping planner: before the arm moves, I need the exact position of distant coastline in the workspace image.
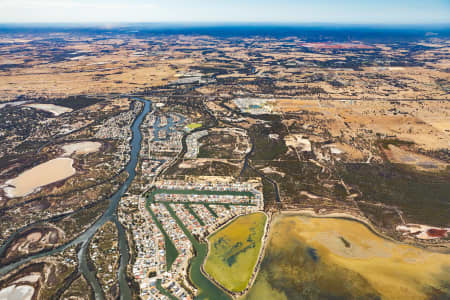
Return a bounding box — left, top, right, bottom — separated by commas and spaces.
0, 23, 449, 41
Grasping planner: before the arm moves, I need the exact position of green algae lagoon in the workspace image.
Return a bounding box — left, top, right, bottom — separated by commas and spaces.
242, 213, 450, 300
204, 212, 267, 292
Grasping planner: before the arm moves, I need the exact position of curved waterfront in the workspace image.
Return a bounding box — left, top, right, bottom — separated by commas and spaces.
146, 188, 257, 299
243, 213, 450, 300
162, 203, 231, 300
0, 98, 152, 300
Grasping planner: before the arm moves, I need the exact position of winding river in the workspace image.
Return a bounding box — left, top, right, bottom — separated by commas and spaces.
0, 98, 152, 300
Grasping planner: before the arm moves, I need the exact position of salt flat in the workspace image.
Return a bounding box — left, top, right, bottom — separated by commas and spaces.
62, 141, 101, 156
25, 103, 72, 116
4, 158, 75, 198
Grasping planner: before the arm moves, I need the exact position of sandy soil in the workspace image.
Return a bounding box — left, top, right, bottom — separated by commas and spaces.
322, 144, 344, 154
24, 103, 73, 116
327, 143, 364, 160
26, 232, 42, 243
13, 274, 41, 284
284, 134, 311, 152
261, 167, 286, 177
62, 141, 101, 156
178, 158, 240, 169
3, 157, 76, 198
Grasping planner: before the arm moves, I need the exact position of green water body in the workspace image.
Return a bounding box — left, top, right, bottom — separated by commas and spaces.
151, 188, 254, 199
153, 201, 255, 206
164, 203, 231, 300
148, 188, 256, 208
243, 213, 450, 300
184, 204, 205, 226
204, 204, 219, 218
156, 279, 178, 300
145, 202, 179, 270
146, 187, 257, 299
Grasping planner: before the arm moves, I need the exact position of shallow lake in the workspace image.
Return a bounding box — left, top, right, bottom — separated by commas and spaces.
243, 213, 450, 300
4, 157, 75, 198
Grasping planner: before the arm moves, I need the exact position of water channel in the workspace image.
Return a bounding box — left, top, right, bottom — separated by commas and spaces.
146, 188, 256, 300
0, 97, 246, 300
0, 97, 152, 300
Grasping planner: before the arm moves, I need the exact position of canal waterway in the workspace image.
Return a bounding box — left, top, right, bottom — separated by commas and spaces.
146, 187, 258, 300
0, 98, 251, 300
0, 97, 152, 300
153, 113, 185, 142
163, 203, 231, 300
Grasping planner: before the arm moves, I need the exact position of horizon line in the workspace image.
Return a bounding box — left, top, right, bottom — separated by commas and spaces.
0, 21, 449, 27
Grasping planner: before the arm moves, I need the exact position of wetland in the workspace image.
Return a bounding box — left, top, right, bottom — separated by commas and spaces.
205, 212, 267, 293
243, 213, 450, 300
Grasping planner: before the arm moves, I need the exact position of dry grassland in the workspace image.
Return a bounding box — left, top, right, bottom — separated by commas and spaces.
274, 99, 450, 151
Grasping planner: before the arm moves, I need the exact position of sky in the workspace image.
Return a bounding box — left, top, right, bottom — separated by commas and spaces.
0, 0, 449, 24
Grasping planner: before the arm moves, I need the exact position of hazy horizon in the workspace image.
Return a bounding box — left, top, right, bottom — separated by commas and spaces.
0, 0, 448, 24
1, 22, 450, 27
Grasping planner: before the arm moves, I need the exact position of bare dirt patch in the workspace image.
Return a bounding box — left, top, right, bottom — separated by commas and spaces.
284, 134, 311, 152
